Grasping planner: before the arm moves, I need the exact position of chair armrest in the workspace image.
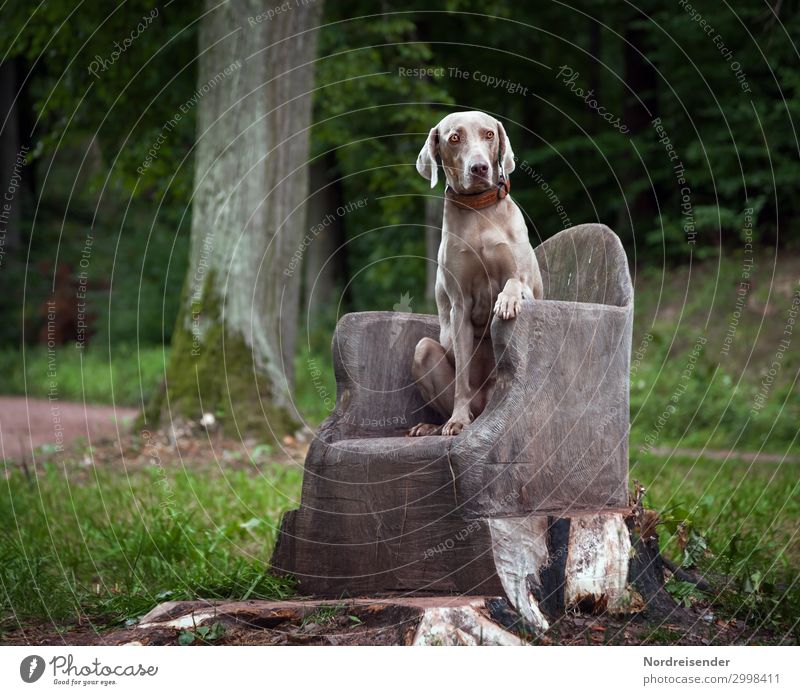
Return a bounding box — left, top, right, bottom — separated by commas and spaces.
315, 311, 442, 442
450, 298, 632, 517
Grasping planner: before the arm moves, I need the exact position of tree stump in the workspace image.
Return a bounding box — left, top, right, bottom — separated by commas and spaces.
272, 224, 638, 632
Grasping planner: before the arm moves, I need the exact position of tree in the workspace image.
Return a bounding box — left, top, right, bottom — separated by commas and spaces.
303, 154, 347, 322
0, 60, 23, 258
307, 6, 453, 314
158, 0, 322, 438
615, 12, 659, 243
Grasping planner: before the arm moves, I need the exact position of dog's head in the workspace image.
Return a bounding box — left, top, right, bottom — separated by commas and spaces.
416, 111, 515, 194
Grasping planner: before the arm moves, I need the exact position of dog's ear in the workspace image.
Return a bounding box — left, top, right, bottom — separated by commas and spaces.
496, 120, 515, 176
416, 127, 439, 188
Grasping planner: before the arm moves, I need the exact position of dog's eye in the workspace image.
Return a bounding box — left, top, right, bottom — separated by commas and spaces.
486, 131, 494, 140
449, 133, 460, 144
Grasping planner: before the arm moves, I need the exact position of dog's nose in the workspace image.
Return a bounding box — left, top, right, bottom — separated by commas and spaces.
470, 161, 489, 177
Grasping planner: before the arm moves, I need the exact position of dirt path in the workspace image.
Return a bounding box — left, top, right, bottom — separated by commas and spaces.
0, 396, 137, 462
1, 394, 795, 467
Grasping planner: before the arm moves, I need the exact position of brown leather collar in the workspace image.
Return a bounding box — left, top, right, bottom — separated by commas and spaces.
445, 178, 510, 210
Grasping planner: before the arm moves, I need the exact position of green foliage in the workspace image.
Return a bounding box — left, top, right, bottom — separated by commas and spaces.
0, 152, 190, 349
1, 1, 199, 202
178, 621, 226, 645
665, 578, 707, 608
6, 1, 800, 340
308, 0, 800, 309
0, 4, 194, 350
311, 5, 454, 311
642, 3, 800, 253
633, 451, 800, 637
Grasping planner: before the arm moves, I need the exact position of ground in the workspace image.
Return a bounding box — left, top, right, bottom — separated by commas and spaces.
0, 396, 137, 461
0, 596, 787, 647
0, 396, 797, 646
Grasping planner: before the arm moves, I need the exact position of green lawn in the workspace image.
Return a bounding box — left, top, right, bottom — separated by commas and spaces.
0, 345, 167, 409
0, 459, 300, 634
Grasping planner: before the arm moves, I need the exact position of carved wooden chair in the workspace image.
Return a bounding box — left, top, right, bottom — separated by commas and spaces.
273, 223, 634, 629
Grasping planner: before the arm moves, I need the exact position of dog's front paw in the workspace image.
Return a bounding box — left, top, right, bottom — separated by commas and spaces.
494, 291, 521, 320
442, 416, 470, 436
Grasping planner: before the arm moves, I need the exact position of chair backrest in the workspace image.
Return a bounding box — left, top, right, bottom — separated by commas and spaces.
533, 224, 632, 307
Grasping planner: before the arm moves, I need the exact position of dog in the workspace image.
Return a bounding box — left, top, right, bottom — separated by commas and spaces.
408, 111, 542, 437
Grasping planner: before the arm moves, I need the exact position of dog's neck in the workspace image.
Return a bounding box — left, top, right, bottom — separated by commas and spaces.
444, 177, 511, 211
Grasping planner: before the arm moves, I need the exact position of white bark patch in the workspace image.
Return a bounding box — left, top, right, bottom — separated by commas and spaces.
138, 610, 216, 630
413, 601, 526, 646
488, 516, 550, 634
564, 512, 632, 612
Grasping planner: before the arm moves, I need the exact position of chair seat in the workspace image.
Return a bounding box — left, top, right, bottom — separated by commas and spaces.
327, 434, 450, 457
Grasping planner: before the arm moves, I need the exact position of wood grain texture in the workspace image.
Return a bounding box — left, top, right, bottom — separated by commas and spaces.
132, 596, 529, 646
272, 224, 634, 613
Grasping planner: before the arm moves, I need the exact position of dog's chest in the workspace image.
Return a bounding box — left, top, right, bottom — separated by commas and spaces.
442, 241, 503, 328
445, 224, 508, 269
469, 279, 500, 328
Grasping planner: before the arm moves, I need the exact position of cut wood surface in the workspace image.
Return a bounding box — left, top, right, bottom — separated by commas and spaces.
126, 596, 526, 647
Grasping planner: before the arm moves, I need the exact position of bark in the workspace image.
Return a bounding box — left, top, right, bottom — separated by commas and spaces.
159, 0, 322, 438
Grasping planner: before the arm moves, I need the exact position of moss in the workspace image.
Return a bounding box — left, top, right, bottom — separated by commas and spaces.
148, 271, 298, 442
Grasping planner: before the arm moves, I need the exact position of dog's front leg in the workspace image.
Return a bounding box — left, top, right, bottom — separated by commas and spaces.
442, 302, 474, 436
492, 243, 525, 320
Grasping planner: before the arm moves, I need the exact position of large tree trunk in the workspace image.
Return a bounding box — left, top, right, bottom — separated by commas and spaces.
159, 0, 321, 439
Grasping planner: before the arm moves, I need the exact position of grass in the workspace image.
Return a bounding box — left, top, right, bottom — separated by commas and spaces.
0, 458, 301, 635
1, 446, 797, 641
2, 336, 797, 457
629, 330, 799, 455
628, 252, 800, 454
294, 344, 336, 427
3, 255, 799, 452
0, 344, 167, 408
632, 452, 800, 638
0, 342, 337, 422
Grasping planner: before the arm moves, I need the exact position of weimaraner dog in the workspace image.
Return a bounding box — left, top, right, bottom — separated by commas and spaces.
409, 111, 543, 437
